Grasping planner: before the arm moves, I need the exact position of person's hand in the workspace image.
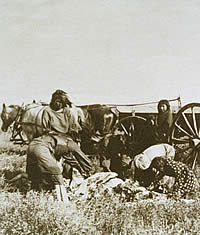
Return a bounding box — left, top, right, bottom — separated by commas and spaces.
102, 159, 111, 171
147, 182, 155, 191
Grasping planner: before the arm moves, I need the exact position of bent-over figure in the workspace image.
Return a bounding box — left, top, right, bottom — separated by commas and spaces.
129, 143, 175, 187
150, 157, 199, 198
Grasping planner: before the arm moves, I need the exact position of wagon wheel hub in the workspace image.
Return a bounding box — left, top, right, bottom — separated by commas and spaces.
190, 138, 200, 147
113, 116, 158, 156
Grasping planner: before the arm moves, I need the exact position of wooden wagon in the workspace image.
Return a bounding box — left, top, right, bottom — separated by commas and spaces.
109, 97, 200, 170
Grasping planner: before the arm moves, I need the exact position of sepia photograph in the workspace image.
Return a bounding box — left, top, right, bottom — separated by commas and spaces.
0, 1, 200, 234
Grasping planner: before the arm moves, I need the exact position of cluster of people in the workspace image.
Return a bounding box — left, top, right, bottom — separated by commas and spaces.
25, 92, 199, 202
100, 132, 199, 199
98, 99, 199, 199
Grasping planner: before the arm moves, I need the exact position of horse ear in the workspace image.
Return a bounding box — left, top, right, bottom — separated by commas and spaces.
2, 103, 6, 109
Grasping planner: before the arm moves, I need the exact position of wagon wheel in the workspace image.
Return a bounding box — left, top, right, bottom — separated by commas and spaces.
113, 116, 158, 156
169, 103, 200, 170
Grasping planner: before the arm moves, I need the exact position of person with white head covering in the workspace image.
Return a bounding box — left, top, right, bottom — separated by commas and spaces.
129, 143, 175, 187
134, 143, 175, 170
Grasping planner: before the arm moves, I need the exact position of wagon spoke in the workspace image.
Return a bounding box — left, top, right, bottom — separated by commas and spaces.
174, 122, 193, 138
129, 122, 135, 137
191, 107, 199, 137
120, 123, 128, 135
181, 112, 196, 137
171, 137, 190, 144
192, 150, 198, 170
176, 145, 191, 154
113, 116, 150, 155
184, 149, 195, 164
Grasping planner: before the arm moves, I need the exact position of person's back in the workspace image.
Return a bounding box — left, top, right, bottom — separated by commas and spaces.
134, 143, 175, 171
132, 143, 175, 187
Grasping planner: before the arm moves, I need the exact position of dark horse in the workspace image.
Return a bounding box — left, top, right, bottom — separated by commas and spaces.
74, 104, 119, 154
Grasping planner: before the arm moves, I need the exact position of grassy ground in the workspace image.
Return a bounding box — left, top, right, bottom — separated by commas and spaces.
0, 132, 200, 234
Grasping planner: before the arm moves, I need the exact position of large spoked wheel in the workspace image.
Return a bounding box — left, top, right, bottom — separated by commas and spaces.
113, 116, 158, 155
169, 103, 200, 170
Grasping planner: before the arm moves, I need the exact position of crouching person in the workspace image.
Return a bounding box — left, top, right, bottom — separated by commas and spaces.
150, 157, 199, 199
129, 143, 175, 187
26, 134, 92, 202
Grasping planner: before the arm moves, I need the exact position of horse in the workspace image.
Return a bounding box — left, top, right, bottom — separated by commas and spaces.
1, 103, 47, 143
0, 103, 27, 143
1, 104, 21, 132
71, 104, 119, 154
79, 104, 119, 134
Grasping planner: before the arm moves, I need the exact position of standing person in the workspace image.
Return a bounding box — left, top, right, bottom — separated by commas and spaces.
26, 134, 92, 202
150, 157, 199, 198
157, 99, 173, 143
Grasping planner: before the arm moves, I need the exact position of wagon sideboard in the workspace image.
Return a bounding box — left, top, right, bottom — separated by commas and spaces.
117, 103, 179, 123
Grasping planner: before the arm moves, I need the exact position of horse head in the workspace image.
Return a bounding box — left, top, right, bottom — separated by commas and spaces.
1, 103, 21, 132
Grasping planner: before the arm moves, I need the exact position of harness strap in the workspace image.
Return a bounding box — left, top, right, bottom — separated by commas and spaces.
10, 106, 25, 142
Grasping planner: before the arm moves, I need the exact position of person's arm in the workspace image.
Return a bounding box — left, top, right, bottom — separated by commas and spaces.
42, 108, 52, 132
154, 171, 165, 182
55, 144, 70, 157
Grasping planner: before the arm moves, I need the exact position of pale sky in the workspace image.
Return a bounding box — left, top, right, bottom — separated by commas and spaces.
1, 0, 200, 107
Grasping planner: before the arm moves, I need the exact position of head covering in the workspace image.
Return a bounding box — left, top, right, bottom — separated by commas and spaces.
157, 99, 171, 113
157, 100, 173, 138
134, 153, 151, 170
50, 89, 72, 108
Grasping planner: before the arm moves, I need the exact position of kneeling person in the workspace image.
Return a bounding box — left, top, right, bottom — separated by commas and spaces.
150, 157, 199, 198
26, 134, 92, 202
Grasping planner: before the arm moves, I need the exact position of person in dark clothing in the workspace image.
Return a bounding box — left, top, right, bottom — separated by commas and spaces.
98, 131, 130, 180
150, 157, 199, 198
157, 99, 173, 143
